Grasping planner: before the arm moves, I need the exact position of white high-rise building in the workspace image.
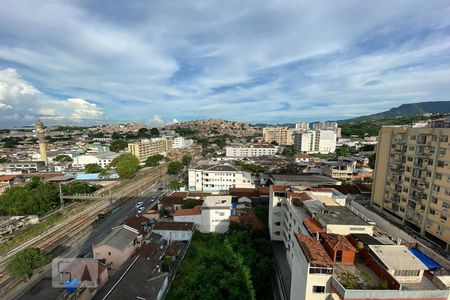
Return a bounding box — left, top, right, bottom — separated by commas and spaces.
293, 130, 337, 153
172, 136, 194, 149
295, 122, 309, 130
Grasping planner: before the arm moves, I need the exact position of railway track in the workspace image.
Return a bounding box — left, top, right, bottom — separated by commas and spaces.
0, 164, 169, 292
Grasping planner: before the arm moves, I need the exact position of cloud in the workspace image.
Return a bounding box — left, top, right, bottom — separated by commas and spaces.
0, 1, 450, 125
0, 68, 103, 124
151, 115, 164, 125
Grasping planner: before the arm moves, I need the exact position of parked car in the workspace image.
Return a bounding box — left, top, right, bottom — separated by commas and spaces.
137, 206, 145, 214
135, 201, 144, 208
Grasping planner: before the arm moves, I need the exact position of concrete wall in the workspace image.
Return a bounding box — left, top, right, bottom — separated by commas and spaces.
93, 243, 137, 270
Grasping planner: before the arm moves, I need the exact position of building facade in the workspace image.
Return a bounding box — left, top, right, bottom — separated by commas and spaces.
128, 138, 172, 162
72, 152, 120, 168
188, 164, 254, 192
225, 145, 278, 157
200, 196, 232, 233
263, 127, 294, 145
172, 136, 194, 149
371, 124, 450, 251
293, 130, 337, 154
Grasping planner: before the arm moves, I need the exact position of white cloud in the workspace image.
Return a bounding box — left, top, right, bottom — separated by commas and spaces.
0, 68, 103, 123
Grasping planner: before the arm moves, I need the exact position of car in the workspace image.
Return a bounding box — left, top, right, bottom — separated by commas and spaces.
150, 197, 156, 202
135, 201, 144, 208
137, 206, 145, 214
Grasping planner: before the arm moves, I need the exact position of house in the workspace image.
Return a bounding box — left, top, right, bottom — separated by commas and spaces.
152, 222, 194, 241
321, 233, 357, 265
143, 210, 160, 220
0, 175, 17, 186
200, 196, 232, 234
173, 205, 202, 226
188, 164, 254, 192
122, 215, 151, 234
93, 225, 140, 270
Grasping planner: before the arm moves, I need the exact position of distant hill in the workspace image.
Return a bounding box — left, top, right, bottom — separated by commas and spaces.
339, 101, 450, 124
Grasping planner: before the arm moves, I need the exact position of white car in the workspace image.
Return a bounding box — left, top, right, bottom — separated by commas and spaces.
137, 206, 145, 214
135, 201, 144, 208
150, 197, 156, 202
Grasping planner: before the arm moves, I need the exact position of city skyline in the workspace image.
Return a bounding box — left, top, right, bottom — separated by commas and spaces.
0, 1, 450, 126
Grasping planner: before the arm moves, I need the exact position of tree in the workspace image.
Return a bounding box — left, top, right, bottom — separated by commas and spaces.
150, 127, 160, 137
111, 132, 123, 140
360, 144, 375, 151
110, 153, 140, 179
162, 256, 173, 272
167, 161, 183, 174
53, 155, 73, 163
181, 155, 192, 166
336, 146, 348, 157
110, 139, 128, 152
282, 147, 295, 157
138, 127, 149, 137
145, 154, 165, 167
170, 179, 184, 191
6, 247, 51, 279
85, 164, 104, 173
368, 153, 376, 169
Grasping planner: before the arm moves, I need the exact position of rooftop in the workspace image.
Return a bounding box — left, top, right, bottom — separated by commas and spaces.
368, 245, 428, 271
303, 217, 325, 234
94, 225, 139, 251
321, 233, 358, 253
269, 174, 340, 185
317, 205, 369, 226
173, 205, 202, 216
295, 234, 334, 267
202, 195, 232, 208
122, 215, 150, 233
153, 221, 194, 231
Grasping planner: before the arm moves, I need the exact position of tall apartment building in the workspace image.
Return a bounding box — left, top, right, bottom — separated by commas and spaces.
172, 136, 194, 149
128, 138, 172, 162
263, 127, 294, 145
295, 122, 309, 130
188, 164, 254, 192
293, 130, 337, 153
225, 144, 279, 157
371, 122, 450, 251
311, 121, 342, 138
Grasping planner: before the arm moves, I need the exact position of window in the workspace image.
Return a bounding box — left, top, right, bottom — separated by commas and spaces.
394, 270, 420, 277
108, 252, 111, 256
439, 135, 448, 142
436, 173, 443, 180
312, 286, 325, 293
335, 250, 343, 263
275, 231, 281, 236
442, 202, 450, 209
437, 161, 445, 168
407, 156, 413, 162
410, 135, 417, 141
408, 146, 415, 151
275, 222, 281, 226
441, 215, 448, 222
432, 135, 437, 142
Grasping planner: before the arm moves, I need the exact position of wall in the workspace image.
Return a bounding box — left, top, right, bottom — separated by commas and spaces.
174, 215, 201, 226
269, 186, 286, 241
324, 224, 373, 236
200, 207, 230, 233
93, 243, 137, 270
152, 229, 192, 241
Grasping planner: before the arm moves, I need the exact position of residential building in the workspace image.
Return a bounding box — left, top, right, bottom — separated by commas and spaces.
293, 130, 337, 154
225, 144, 279, 157
86, 143, 110, 153
152, 222, 194, 241
128, 138, 172, 162
72, 151, 120, 168
2, 161, 46, 173
188, 164, 254, 192
92, 225, 140, 270
322, 160, 354, 180
371, 123, 450, 251
311, 121, 342, 138
173, 205, 202, 225
267, 174, 340, 186
172, 136, 194, 149
295, 122, 309, 130
263, 127, 294, 145
200, 195, 232, 233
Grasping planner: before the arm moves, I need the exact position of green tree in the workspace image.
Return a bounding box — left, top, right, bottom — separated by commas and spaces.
110, 139, 128, 152
282, 147, 295, 157
53, 155, 73, 163
145, 154, 165, 167
181, 155, 192, 166
167, 161, 183, 174
170, 179, 185, 191
368, 153, 376, 169
110, 153, 140, 179
111, 132, 123, 140
162, 256, 173, 272
6, 247, 51, 279
150, 127, 160, 137
84, 164, 104, 173
336, 146, 348, 157
361, 144, 375, 151
137, 128, 149, 137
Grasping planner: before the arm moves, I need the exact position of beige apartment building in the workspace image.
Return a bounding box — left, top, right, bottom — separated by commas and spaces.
371, 121, 450, 252
263, 127, 294, 145
128, 138, 172, 162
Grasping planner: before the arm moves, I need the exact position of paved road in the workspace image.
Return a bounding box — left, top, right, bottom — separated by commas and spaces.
16, 176, 174, 300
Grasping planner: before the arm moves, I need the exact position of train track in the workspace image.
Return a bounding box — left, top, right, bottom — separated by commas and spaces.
0, 164, 169, 292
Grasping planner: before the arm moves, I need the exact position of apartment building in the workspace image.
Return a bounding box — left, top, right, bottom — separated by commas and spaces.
269, 185, 450, 300
225, 144, 279, 157
72, 151, 120, 168
322, 160, 355, 180
263, 127, 294, 145
200, 195, 232, 233
371, 122, 450, 251
172, 136, 194, 149
311, 121, 342, 138
188, 164, 254, 192
293, 130, 337, 154
128, 138, 172, 162
295, 122, 309, 130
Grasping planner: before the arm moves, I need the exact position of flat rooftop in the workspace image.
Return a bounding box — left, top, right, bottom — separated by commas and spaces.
202, 195, 232, 208
317, 205, 369, 226
368, 245, 428, 271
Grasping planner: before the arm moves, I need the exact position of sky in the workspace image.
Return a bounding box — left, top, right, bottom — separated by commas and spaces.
0, 0, 450, 127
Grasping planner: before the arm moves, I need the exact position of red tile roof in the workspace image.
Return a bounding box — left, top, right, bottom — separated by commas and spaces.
295, 234, 334, 267
153, 221, 194, 231
122, 215, 150, 233
144, 210, 159, 214
0, 175, 15, 181
173, 205, 201, 216
165, 242, 181, 256
137, 244, 159, 259
288, 192, 311, 201
303, 218, 325, 234
321, 233, 357, 253
272, 185, 287, 192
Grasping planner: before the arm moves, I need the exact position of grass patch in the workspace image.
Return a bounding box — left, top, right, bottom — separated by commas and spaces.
0, 213, 66, 256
